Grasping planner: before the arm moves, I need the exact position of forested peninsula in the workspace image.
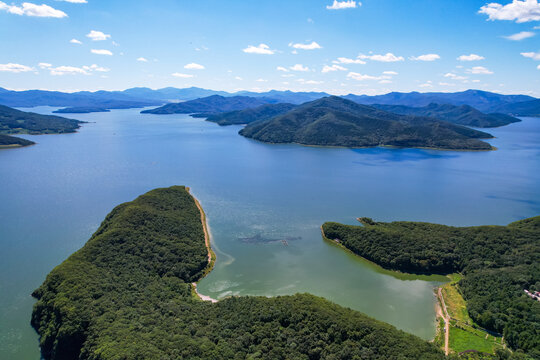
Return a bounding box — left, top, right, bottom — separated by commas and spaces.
322, 217, 540, 357
0, 134, 35, 148
239, 97, 495, 151
0, 105, 83, 135
31, 186, 445, 360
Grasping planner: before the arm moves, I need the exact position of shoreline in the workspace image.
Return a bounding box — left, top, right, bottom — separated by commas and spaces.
188, 188, 218, 303
242, 135, 496, 152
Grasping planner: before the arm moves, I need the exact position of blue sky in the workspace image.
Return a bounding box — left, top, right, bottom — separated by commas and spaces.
0, 0, 539, 96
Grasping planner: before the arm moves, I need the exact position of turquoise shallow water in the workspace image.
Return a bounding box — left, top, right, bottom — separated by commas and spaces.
1, 107, 539, 359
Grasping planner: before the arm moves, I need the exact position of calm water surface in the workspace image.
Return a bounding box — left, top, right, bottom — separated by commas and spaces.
1, 107, 539, 359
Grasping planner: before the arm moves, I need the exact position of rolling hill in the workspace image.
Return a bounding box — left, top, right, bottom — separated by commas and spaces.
239, 96, 494, 151
205, 103, 296, 125
141, 95, 277, 114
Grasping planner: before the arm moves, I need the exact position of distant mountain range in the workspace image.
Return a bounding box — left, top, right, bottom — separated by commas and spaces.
343, 90, 535, 113
239, 96, 494, 151
372, 103, 520, 128
0, 86, 537, 115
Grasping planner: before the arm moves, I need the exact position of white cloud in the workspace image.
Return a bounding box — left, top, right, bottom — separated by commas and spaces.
419, 82, 433, 88
172, 72, 194, 78
457, 54, 485, 61
347, 72, 390, 81
326, 0, 358, 10
410, 53, 440, 61
235, 76, 243, 80
521, 51, 540, 60
0, 63, 34, 73
256, 78, 267, 82
439, 82, 455, 86
297, 79, 324, 84
91, 49, 113, 56
0, 2, 67, 17
276, 66, 289, 72
289, 41, 322, 50
290, 64, 309, 72
42, 63, 109, 76
466, 66, 494, 74
184, 62, 205, 70
242, 44, 275, 55
50, 66, 89, 76
359, 53, 404, 62
379, 79, 392, 84
382, 71, 398, 75
59, 0, 87, 3
322, 64, 347, 73
444, 73, 468, 80
537, 64, 540, 69
83, 64, 109, 72
87, 30, 111, 41
479, 0, 540, 23
333, 57, 366, 64
503, 31, 535, 40
137, 57, 148, 62
70, 38, 82, 44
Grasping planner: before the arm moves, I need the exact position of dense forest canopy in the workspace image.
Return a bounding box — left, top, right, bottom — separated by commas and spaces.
239, 96, 495, 151
205, 103, 296, 125
31, 186, 445, 360
322, 217, 540, 357
0, 104, 83, 135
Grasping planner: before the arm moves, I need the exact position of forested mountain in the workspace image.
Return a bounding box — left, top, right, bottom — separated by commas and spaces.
373, 103, 520, 128
239, 96, 495, 150
344, 90, 535, 112
0, 105, 83, 134
141, 95, 277, 114
322, 216, 540, 356
205, 103, 296, 125
31, 186, 446, 360
0, 134, 35, 148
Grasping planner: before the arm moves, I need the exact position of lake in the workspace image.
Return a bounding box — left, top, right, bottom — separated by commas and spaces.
1, 107, 539, 359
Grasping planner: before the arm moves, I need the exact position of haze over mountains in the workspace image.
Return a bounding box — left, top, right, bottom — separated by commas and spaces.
1, 87, 538, 116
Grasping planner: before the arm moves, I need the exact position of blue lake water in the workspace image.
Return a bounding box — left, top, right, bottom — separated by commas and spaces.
0, 107, 539, 359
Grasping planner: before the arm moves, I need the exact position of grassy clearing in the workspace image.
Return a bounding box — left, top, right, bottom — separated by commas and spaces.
441, 275, 505, 355
449, 326, 502, 354
442, 278, 472, 324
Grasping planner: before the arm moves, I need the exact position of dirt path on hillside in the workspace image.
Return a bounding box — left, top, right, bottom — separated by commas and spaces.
438, 287, 450, 356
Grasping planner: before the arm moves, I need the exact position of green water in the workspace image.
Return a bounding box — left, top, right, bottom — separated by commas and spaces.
1, 107, 539, 359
